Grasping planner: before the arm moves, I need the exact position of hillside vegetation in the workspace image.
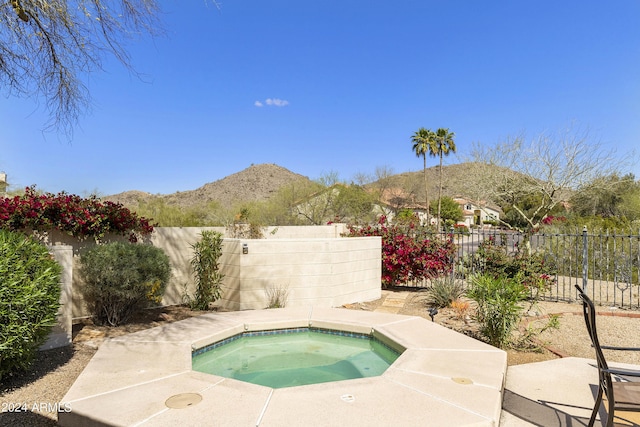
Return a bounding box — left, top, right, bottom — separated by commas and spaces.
106, 163, 484, 210
103, 162, 640, 230
103, 163, 487, 227
105, 163, 310, 209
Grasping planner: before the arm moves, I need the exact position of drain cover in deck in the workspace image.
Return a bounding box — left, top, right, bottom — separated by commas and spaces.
165, 393, 203, 409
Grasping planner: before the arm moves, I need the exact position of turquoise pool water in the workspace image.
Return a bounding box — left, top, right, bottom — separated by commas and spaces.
192, 329, 401, 388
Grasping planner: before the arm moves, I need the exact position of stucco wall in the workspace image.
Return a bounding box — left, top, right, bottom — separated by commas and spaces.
150, 227, 223, 308
149, 225, 359, 310
263, 224, 348, 239
41, 245, 73, 350
42, 225, 378, 320
217, 237, 381, 310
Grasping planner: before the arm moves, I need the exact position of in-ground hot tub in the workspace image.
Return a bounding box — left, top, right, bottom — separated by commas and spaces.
59, 307, 507, 426
192, 327, 403, 388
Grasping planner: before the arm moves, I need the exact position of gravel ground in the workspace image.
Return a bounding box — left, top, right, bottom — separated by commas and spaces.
0, 346, 95, 426
2, 297, 639, 426
0, 306, 203, 427
535, 308, 640, 364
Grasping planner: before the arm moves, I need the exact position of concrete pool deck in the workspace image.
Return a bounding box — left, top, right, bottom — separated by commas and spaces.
501, 357, 640, 426
59, 307, 507, 427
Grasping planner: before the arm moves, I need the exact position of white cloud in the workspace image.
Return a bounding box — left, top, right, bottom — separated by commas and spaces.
255, 98, 289, 107
266, 98, 289, 107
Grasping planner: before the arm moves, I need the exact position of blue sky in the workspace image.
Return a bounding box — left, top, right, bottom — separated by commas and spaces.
1, 1, 639, 196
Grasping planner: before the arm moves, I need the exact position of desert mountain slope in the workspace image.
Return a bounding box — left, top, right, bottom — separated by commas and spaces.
105, 162, 512, 212
105, 163, 311, 208
370, 162, 496, 201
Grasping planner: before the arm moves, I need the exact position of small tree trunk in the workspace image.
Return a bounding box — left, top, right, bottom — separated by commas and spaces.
423, 155, 430, 225
437, 153, 444, 230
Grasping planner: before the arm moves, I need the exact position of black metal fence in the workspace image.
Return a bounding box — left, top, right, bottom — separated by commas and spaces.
443, 228, 640, 309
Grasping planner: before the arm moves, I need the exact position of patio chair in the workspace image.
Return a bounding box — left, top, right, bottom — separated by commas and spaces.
574, 284, 640, 427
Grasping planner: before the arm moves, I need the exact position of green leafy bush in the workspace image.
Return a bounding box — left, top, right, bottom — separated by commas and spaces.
475, 235, 513, 277
186, 231, 224, 310
475, 235, 555, 295
428, 276, 465, 308
226, 207, 265, 239
0, 229, 61, 380
466, 274, 528, 348
80, 242, 171, 326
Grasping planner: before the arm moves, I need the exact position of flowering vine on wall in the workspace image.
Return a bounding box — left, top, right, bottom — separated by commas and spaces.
344, 215, 455, 287
0, 186, 154, 242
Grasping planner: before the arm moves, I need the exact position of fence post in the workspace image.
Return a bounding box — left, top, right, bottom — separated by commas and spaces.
449, 226, 455, 281
582, 226, 588, 292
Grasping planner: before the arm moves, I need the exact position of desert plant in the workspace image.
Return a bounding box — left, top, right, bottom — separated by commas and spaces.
428, 276, 465, 308
474, 235, 556, 299
0, 229, 61, 380
466, 274, 528, 348
226, 207, 266, 239
265, 284, 290, 308
80, 242, 171, 326
475, 234, 512, 278
187, 231, 225, 310
514, 314, 560, 352
450, 299, 471, 320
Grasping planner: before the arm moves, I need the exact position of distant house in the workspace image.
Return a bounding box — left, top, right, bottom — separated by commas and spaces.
372, 188, 433, 225
453, 197, 501, 228
373, 191, 502, 228
294, 184, 502, 228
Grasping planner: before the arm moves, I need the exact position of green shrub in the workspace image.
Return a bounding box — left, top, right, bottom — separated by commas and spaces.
466, 274, 528, 349
475, 235, 512, 278
0, 229, 61, 381
80, 242, 171, 326
186, 231, 224, 310
428, 276, 465, 308
475, 235, 555, 296
226, 207, 266, 239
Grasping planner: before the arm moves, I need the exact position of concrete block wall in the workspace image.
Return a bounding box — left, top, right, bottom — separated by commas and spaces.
217, 237, 381, 310
41, 225, 379, 320
150, 225, 365, 310
150, 227, 224, 307
263, 224, 348, 239
41, 245, 73, 350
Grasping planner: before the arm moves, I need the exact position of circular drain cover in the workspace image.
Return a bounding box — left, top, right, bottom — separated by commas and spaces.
340, 394, 355, 403
451, 377, 473, 385
165, 393, 203, 409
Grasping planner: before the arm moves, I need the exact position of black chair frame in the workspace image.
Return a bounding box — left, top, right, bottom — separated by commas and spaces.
575, 284, 640, 427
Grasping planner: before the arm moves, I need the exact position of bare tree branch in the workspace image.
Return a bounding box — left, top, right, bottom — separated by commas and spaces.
465, 125, 620, 231
0, 0, 166, 137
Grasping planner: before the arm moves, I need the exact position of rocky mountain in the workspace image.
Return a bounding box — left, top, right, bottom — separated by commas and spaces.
105, 163, 311, 208
105, 162, 498, 211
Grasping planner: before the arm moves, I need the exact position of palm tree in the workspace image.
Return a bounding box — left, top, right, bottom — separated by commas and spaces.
411, 127, 436, 224
433, 128, 457, 229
